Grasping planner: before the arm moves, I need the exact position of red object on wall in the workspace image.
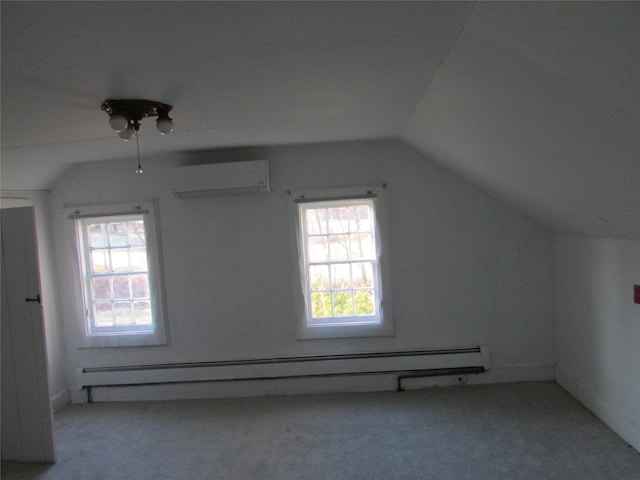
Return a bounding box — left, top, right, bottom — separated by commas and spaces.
634, 285, 640, 305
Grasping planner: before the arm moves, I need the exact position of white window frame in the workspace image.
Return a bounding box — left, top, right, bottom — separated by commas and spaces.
290, 186, 393, 339
68, 201, 168, 348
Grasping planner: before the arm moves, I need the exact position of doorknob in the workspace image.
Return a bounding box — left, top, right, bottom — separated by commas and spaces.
25, 294, 41, 304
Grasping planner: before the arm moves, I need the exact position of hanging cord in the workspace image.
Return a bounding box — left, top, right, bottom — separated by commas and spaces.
135, 129, 143, 174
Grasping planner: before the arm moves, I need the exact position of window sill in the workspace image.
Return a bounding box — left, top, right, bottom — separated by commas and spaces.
79, 331, 167, 349
298, 321, 395, 340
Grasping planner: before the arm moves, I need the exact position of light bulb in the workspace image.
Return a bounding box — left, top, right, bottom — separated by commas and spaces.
118, 125, 135, 141
109, 114, 129, 132
156, 116, 174, 135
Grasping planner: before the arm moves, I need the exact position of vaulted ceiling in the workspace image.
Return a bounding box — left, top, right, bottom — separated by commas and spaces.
1, 2, 638, 239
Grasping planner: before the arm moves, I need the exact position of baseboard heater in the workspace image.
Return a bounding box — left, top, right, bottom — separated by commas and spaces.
78, 346, 490, 401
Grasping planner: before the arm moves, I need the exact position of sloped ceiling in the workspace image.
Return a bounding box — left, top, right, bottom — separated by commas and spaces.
404, 2, 639, 239
1, 2, 638, 239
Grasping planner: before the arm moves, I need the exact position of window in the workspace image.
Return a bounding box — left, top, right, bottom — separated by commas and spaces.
291, 187, 393, 339
70, 202, 167, 347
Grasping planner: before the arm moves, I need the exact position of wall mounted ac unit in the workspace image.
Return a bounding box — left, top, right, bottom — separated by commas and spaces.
171, 160, 270, 199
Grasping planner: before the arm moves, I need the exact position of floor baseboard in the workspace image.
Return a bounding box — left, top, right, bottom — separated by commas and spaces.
51, 388, 70, 412
556, 366, 640, 453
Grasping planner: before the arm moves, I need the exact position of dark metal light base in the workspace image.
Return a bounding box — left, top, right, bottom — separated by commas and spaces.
101, 99, 173, 122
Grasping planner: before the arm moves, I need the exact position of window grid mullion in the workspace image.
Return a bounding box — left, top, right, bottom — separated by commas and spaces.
301, 198, 380, 323
307, 259, 375, 266
80, 215, 155, 335
88, 270, 148, 277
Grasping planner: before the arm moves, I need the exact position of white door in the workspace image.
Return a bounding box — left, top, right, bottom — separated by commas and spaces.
1, 207, 55, 462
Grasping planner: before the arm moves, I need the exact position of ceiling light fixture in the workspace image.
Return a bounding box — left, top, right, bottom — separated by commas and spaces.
101, 99, 174, 174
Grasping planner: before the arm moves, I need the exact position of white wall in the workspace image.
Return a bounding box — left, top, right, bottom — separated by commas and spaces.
0, 193, 70, 411
50, 140, 554, 401
554, 235, 640, 451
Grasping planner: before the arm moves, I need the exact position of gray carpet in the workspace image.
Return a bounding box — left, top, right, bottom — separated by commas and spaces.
2, 382, 639, 479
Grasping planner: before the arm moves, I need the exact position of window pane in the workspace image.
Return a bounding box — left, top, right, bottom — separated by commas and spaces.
308, 236, 329, 262
127, 221, 146, 246
94, 302, 114, 327
350, 233, 373, 259
349, 205, 371, 232
77, 208, 163, 342
327, 207, 349, 233
108, 222, 128, 247
130, 248, 148, 271
131, 274, 149, 299
88, 224, 108, 248
91, 277, 112, 301
329, 235, 349, 260
309, 265, 330, 291
91, 249, 111, 273
331, 263, 351, 289
114, 302, 133, 325
305, 208, 327, 235
298, 196, 383, 330
311, 292, 332, 318
111, 249, 130, 272
355, 289, 375, 315
133, 301, 152, 325
352, 262, 374, 288
113, 276, 131, 300
332, 291, 354, 316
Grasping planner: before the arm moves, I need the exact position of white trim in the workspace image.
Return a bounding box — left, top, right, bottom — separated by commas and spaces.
288, 186, 393, 339
1, 189, 51, 200
51, 389, 71, 412
556, 367, 640, 453
66, 200, 168, 348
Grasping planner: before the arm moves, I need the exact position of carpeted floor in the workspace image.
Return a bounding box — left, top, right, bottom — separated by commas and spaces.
2, 382, 639, 479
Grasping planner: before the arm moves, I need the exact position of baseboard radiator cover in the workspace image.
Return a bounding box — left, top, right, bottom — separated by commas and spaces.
78, 346, 490, 401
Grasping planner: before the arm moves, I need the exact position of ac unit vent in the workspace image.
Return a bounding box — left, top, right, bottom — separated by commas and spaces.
171, 160, 270, 199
